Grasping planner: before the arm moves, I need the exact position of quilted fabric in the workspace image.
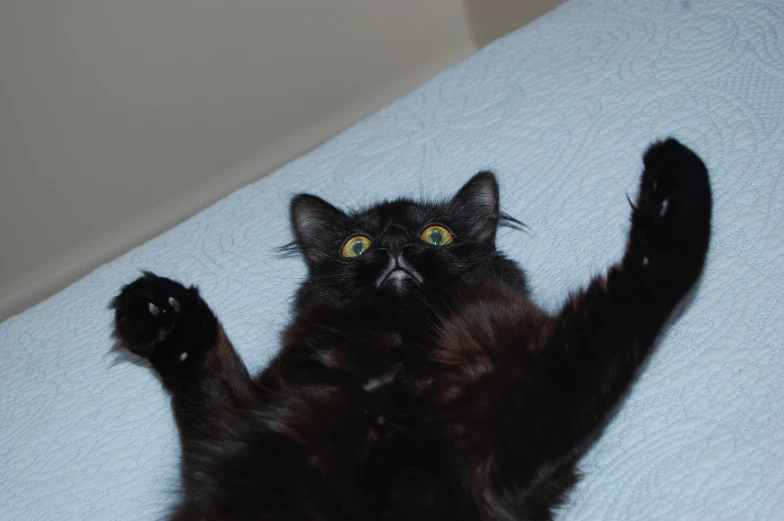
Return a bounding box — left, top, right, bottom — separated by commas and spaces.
1, 0, 782, 518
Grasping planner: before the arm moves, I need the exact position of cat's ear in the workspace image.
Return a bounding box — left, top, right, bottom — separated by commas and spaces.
450, 172, 500, 243
290, 194, 346, 264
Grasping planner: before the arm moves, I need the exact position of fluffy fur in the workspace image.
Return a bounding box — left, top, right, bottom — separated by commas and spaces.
110, 138, 711, 520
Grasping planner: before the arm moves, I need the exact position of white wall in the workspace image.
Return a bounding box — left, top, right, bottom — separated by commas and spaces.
0, 0, 564, 320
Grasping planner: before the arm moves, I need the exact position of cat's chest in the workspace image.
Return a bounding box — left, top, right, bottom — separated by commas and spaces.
286, 305, 454, 413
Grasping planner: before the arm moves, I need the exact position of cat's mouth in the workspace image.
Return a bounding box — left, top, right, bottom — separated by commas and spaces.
377, 256, 423, 290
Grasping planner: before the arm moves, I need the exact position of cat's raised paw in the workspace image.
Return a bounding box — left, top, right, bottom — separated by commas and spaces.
627, 138, 712, 274
111, 272, 222, 387
110, 272, 191, 358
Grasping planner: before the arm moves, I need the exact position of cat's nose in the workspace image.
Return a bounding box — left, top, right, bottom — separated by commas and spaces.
380, 233, 409, 254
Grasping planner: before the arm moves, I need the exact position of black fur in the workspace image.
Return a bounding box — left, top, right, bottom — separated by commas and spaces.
110, 138, 711, 520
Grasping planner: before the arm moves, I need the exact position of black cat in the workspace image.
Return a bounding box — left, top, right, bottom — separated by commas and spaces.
111, 138, 711, 520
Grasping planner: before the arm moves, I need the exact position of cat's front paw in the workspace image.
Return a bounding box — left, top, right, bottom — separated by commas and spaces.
627, 139, 712, 285
110, 272, 196, 358
111, 273, 225, 390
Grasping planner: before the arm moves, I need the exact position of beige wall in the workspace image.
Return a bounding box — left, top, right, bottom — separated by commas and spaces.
0, 0, 564, 321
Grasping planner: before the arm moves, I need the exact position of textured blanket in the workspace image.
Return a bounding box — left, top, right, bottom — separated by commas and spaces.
1, 0, 782, 518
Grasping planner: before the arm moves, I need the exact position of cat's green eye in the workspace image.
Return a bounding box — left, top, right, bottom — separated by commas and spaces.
342, 235, 372, 258
420, 225, 453, 246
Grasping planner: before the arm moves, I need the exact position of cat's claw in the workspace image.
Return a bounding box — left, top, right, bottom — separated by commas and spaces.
169, 297, 181, 313
144, 295, 179, 318
148, 297, 180, 317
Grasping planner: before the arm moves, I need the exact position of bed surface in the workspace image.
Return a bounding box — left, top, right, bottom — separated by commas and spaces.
2, 0, 782, 519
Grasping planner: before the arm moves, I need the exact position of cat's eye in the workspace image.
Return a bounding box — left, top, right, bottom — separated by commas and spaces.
420, 225, 453, 246
341, 235, 372, 257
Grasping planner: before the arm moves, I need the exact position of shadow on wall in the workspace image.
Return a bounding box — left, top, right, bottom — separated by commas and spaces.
464, 0, 565, 48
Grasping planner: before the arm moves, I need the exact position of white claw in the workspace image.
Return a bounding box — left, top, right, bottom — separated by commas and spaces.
660, 199, 669, 216
148, 302, 160, 316
179, 352, 188, 362
168, 297, 180, 313
642, 256, 650, 266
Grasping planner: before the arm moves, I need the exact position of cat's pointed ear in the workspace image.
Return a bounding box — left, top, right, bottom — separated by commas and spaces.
290, 194, 345, 265
451, 172, 500, 243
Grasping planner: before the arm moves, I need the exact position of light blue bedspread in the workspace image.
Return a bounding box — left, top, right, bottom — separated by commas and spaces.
1, 0, 782, 518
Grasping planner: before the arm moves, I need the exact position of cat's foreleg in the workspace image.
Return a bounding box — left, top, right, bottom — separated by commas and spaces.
452, 139, 711, 516
111, 274, 357, 520
110, 272, 253, 438
539, 138, 712, 451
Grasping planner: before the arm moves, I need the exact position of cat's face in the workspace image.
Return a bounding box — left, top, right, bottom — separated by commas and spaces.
289, 173, 524, 309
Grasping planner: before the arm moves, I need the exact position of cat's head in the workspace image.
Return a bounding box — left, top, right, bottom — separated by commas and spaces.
289, 173, 525, 309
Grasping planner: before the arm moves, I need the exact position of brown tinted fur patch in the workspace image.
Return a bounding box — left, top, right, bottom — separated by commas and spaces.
204, 322, 233, 370
427, 281, 547, 405
433, 281, 542, 360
